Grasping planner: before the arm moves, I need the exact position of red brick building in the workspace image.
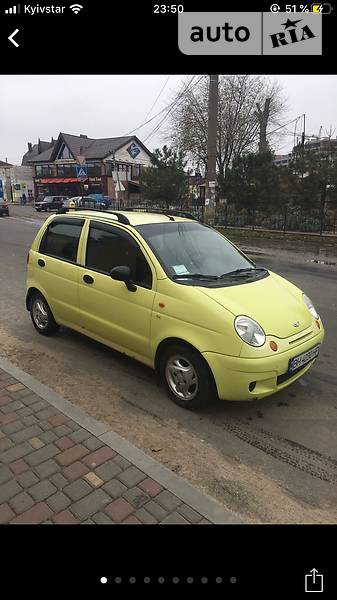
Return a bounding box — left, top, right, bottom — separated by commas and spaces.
22, 132, 152, 204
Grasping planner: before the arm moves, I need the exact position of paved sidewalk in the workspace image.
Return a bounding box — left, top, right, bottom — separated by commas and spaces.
0, 358, 241, 525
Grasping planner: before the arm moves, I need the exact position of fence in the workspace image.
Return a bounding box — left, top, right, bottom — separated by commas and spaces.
215, 208, 337, 235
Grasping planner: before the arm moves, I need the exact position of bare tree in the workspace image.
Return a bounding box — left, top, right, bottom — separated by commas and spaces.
166, 75, 286, 194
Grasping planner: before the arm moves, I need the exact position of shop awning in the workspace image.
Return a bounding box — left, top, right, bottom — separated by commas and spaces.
40, 178, 85, 184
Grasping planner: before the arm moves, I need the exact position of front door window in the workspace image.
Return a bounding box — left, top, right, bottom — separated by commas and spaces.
85, 222, 152, 288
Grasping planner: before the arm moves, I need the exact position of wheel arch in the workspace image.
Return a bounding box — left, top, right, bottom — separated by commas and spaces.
26, 287, 42, 311
154, 337, 216, 384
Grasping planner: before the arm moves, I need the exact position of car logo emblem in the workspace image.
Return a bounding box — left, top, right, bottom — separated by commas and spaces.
293, 321, 300, 327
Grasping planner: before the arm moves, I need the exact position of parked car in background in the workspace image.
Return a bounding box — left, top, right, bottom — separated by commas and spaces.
62, 195, 111, 210
0, 199, 9, 216
82, 194, 111, 209
62, 197, 85, 208
34, 196, 68, 212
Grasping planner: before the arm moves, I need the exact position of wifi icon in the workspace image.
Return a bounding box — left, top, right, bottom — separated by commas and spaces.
70, 3, 83, 13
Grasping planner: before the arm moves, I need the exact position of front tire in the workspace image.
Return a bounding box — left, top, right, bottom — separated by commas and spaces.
30, 292, 59, 336
159, 344, 217, 410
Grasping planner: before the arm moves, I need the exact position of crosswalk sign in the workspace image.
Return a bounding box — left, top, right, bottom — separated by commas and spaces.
76, 165, 88, 178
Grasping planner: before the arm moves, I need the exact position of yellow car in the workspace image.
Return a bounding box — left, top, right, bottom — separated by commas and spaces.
26, 209, 324, 410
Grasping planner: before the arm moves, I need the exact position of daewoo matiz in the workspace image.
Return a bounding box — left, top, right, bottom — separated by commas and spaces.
26, 209, 324, 410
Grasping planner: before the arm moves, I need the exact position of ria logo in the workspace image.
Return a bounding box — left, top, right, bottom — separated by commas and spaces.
270, 18, 315, 48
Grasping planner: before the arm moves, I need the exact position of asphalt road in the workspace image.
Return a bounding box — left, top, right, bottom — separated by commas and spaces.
1, 205, 337, 523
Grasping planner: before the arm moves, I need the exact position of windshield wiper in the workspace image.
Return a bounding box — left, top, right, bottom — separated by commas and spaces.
172, 273, 219, 281
219, 267, 267, 279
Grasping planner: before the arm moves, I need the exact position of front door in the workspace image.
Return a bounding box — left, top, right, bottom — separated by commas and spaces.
78, 221, 156, 362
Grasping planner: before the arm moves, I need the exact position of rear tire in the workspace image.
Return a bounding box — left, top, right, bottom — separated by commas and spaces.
159, 343, 217, 410
30, 292, 59, 336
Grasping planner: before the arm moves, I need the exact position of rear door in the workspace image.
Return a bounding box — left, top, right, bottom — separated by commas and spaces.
78, 220, 156, 362
33, 217, 85, 328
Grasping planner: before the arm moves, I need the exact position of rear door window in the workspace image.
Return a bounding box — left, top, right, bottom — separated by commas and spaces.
39, 218, 84, 262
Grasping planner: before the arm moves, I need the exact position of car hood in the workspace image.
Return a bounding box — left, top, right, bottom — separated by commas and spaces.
198, 271, 312, 339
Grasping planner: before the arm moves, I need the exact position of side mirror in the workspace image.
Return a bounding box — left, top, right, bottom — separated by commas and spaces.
110, 265, 137, 292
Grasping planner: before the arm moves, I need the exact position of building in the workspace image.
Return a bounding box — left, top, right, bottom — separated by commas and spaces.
188, 172, 205, 204
0, 160, 34, 202
274, 154, 292, 167
22, 133, 152, 205
0, 160, 13, 201
304, 137, 337, 154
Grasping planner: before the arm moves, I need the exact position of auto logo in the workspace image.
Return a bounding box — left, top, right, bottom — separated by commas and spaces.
293, 321, 300, 327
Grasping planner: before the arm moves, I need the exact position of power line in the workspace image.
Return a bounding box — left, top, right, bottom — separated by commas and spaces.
143, 75, 199, 142
124, 75, 196, 136
143, 76, 171, 122
143, 75, 205, 144
267, 115, 305, 138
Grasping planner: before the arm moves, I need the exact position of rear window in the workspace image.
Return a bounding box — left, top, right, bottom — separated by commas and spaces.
40, 218, 84, 262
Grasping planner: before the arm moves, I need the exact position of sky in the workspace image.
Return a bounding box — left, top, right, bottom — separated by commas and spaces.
1, 74, 337, 165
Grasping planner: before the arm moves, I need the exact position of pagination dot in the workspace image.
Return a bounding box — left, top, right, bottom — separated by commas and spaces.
100, 577, 107, 584
230, 576, 237, 584
172, 577, 179, 583
216, 577, 223, 584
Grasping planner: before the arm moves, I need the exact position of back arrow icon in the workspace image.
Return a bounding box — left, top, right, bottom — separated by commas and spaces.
8, 29, 19, 47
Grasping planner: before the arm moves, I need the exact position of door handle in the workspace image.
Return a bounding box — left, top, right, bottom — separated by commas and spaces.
83, 274, 94, 284
38, 259, 45, 267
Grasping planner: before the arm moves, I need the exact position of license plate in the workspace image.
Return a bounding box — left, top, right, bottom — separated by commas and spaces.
288, 345, 320, 373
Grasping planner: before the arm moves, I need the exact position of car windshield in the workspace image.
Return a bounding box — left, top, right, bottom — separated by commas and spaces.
136, 221, 255, 280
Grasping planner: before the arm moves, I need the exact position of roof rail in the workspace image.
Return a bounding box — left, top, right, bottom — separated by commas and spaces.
127, 207, 197, 221
56, 207, 130, 225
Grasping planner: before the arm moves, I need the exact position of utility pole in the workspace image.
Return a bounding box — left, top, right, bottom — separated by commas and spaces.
204, 74, 218, 224
255, 97, 271, 154
301, 113, 306, 181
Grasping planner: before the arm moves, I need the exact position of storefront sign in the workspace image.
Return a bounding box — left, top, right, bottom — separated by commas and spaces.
0, 180, 3, 198
127, 142, 141, 159
89, 177, 102, 182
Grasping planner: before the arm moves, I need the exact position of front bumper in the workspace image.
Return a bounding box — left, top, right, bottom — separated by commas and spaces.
203, 326, 324, 401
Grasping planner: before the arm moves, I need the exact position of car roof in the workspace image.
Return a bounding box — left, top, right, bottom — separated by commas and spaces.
71, 210, 195, 226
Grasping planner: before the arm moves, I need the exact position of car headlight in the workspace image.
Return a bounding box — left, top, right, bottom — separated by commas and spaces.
303, 293, 319, 319
234, 315, 266, 347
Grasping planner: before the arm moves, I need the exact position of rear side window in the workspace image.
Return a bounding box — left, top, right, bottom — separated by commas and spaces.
86, 222, 152, 288
39, 218, 84, 262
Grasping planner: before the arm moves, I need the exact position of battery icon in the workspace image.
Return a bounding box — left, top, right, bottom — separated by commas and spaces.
311, 3, 333, 12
